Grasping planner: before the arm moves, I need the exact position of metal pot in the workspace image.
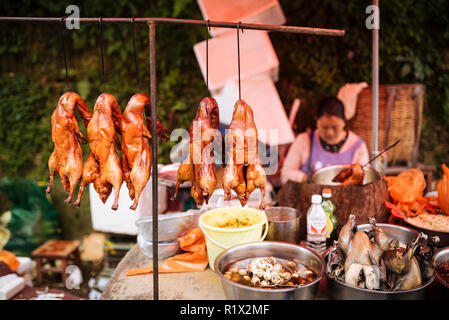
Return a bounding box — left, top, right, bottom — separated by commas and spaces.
435, 246, 449, 289
327, 274, 434, 300
327, 223, 434, 300
214, 241, 325, 300
311, 164, 381, 185
358, 222, 420, 243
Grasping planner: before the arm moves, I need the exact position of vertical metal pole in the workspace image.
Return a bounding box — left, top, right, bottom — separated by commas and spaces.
148, 21, 159, 300
372, 0, 380, 169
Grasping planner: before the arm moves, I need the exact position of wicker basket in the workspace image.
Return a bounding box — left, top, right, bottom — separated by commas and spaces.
348, 84, 425, 165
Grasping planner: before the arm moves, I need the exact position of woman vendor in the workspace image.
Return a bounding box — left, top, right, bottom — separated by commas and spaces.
281, 97, 369, 183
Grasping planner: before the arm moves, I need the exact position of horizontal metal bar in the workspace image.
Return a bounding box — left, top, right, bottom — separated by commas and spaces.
0, 17, 345, 36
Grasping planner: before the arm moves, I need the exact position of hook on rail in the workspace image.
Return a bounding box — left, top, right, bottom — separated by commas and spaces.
236, 21, 243, 100
130, 16, 140, 92
98, 16, 106, 92
205, 19, 210, 93
59, 16, 70, 91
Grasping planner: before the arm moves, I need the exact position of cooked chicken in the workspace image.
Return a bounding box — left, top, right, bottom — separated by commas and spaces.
223, 99, 266, 209
120, 93, 170, 210
174, 97, 220, 206
332, 163, 365, 186
246, 156, 267, 209
46, 92, 92, 204
75, 93, 123, 210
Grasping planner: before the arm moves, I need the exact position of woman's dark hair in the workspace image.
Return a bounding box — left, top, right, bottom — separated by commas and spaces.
316, 97, 346, 121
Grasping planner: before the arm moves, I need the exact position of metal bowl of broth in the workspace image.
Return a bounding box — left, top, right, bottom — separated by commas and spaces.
214, 241, 325, 300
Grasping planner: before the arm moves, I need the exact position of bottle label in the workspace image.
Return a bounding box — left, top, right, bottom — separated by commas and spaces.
308, 217, 327, 234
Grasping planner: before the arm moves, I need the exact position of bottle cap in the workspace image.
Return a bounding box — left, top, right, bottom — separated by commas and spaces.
311, 194, 322, 204
322, 188, 332, 198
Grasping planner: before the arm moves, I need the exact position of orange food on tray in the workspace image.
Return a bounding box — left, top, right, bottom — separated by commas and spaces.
437, 164, 449, 215
384, 168, 435, 217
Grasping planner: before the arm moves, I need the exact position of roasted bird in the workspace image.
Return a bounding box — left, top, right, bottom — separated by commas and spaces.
74, 93, 123, 210
332, 140, 401, 186
175, 97, 220, 206
223, 99, 267, 209
121, 93, 170, 210
46, 92, 92, 204
332, 163, 365, 186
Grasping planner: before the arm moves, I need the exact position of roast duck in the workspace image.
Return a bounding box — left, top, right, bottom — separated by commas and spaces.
223, 100, 267, 210
46, 92, 92, 204
120, 93, 170, 210
332, 163, 365, 186
48, 92, 170, 211
175, 97, 220, 206
75, 93, 123, 210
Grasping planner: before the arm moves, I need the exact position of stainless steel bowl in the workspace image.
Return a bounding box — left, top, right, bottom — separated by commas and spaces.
358, 223, 420, 244
265, 207, 302, 243
435, 246, 449, 289
327, 223, 434, 300
327, 273, 434, 300
311, 164, 381, 185
214, 241, 325, 300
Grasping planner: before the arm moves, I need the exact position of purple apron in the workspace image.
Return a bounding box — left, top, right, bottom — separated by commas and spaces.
301, 130, 363, 176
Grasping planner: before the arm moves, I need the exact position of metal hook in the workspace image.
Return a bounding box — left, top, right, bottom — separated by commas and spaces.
237, 21, 242, 100
205, 19, 210, 93
130, 16, 140, 92
59, 16, 70, 91
98, 16, 106, 92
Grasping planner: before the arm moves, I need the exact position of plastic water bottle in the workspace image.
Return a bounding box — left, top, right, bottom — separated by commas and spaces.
307, 194, 327, 254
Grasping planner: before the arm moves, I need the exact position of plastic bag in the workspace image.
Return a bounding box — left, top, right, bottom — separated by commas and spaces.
0, 178, 61, 256
126, 228, 208, 276
384, 169, 431, 217
0, 250, 19, 272
385, 169, 427, 204
437, 164, 449, 215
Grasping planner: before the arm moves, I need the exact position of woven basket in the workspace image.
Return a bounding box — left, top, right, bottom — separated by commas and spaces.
348, 84, 425, 165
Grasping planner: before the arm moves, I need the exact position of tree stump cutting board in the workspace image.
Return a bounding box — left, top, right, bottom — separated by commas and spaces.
277, 179, 389, 240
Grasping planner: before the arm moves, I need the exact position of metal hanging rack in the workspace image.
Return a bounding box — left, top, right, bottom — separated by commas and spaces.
0, 16, 345, 300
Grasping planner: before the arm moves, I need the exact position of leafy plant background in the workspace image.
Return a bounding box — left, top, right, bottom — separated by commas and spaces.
0, 1, 448, 237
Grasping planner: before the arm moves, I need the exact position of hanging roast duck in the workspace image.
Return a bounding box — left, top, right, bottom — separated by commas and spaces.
74, 93, 123, 210
120, 93, 170, 210
175, 97, 220, 206
223, 99, 267, 209
46, 92, 92, 204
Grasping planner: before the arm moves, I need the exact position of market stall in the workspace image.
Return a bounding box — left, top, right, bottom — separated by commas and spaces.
1, 5, 449, 301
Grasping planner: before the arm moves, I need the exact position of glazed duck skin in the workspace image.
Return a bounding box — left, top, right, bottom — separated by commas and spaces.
75, 93, 123, 210
121, 93, 152, 210
223, 99, 267, 209
120, 93, 170, 210
175, 97, 220, 206
46, 92, 92, 204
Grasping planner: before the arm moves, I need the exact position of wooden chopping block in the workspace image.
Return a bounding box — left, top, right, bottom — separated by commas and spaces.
277, 178, 389, 240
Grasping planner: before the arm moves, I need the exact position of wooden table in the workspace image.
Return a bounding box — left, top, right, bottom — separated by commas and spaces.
32, 240, 81, 286
101, 244, 226, 300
